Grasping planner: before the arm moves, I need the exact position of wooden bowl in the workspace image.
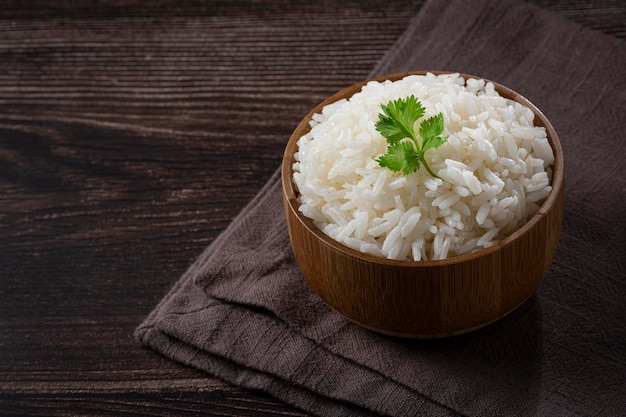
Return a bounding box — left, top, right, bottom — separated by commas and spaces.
281, 71, 564, 338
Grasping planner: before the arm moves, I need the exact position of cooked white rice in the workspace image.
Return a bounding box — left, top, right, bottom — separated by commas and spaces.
292, 73, 554, 261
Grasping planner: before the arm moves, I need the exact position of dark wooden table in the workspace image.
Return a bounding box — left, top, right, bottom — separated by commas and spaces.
1, 1, 623, 415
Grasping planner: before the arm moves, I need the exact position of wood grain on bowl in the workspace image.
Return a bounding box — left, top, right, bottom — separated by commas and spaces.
281, 71, 565, 338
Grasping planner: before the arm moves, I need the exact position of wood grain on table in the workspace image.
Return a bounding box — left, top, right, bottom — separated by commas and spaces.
1, 1, 623, 415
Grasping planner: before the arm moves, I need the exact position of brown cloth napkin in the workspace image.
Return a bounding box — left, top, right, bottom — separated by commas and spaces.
136, 0, 626, 415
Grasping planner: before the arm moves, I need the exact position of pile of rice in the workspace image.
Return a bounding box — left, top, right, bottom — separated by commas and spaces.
292, 73, 554, 261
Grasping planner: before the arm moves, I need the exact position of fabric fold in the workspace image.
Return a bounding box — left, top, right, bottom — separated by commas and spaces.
137, 0, 626, 415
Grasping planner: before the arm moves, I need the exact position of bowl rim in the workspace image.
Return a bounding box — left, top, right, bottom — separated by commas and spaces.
282, 70, 564, 268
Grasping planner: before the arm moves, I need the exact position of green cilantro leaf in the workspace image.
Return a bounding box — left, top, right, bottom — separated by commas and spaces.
375, 96, 447, 178
375, 95, 425, 144
376, 141, 421, 175
419, 113, 445, 147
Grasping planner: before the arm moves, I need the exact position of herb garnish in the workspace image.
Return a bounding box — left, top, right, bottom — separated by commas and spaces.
375, 95, 447, 178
